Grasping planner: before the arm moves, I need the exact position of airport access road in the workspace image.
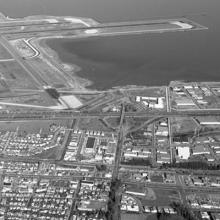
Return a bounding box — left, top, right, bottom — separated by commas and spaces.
0, 36, 47, 88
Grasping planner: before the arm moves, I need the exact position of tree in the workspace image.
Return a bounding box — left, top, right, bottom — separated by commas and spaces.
96, 164, 107, 172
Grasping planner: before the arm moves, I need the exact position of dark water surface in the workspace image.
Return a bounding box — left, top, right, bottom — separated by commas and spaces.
1, 0, 220, 90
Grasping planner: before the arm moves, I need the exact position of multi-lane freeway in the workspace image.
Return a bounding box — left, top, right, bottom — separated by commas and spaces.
0, 109, 219, 121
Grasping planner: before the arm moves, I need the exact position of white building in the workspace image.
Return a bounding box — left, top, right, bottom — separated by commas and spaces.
196, 117, 220, 125
175, 99, 195, 106
177, 146, 190, 160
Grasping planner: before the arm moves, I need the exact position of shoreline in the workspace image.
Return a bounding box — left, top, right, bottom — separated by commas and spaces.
39, 36, 218, 92
38, 36, 170, 92
37, 36, 95, 91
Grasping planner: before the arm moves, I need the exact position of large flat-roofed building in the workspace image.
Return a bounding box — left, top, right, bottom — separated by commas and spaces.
59, 95, 82, 109
86, 137, 96, 149
175, 98, 195, 106
176, 146, 190, 160
196, 116, 220, 125
136, 96, 165, 109
192, 145, 210, 155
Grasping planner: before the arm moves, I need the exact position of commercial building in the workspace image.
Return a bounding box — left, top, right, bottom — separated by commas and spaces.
176, 146, 190, 160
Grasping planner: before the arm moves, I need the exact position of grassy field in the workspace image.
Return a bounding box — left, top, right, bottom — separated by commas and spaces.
0, 92, 58, 107
0, 61, 38, 89
28, 58, 68, 88
105, 117, 120, 129
0, 44, 12, 59
0, 119, 70, 133
125, 117, 153, 132
139, 188, 181, 207
171, 117, 198, 135
125, 183, 181, 207
34, 145, 60, 160
78, 118, 115, 132
75, 93, 103, 103
150, 174, 164, 183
